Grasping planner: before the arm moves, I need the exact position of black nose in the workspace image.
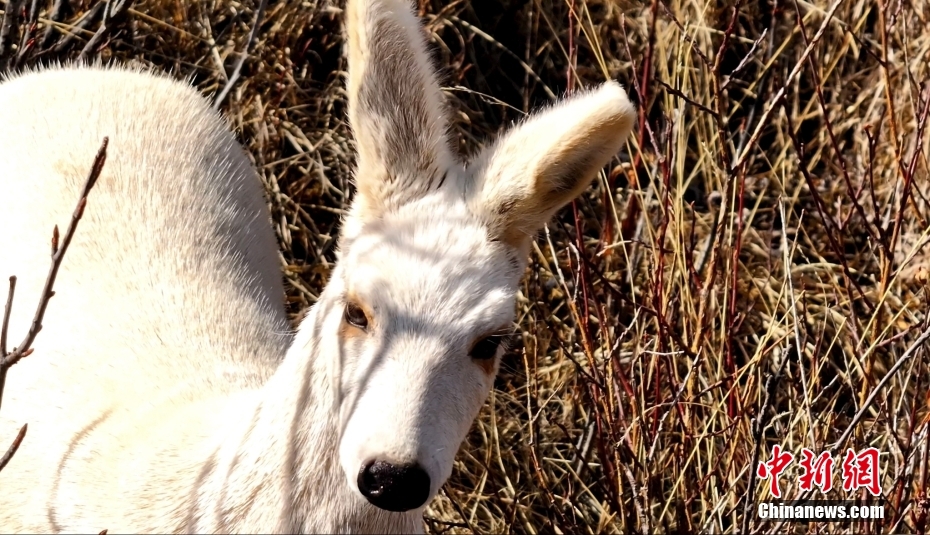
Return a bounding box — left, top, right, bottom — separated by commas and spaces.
357, 460, 431, 512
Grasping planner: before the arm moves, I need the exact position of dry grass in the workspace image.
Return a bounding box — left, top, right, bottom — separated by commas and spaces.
2, 0, 929, 532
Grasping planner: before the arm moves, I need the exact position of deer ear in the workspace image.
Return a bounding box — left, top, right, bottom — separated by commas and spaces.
345, 0, 454, 220
467, 82, 636, 250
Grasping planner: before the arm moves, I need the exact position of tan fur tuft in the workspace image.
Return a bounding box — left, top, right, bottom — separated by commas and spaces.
468, 81, 637, 250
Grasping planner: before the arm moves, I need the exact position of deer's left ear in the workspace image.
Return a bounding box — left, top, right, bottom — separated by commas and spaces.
466, 82, 636, 251
345, 0, 455, 219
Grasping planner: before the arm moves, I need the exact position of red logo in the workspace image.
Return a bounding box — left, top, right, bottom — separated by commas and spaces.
798, 448, 834, 493
841, 447, 882, 496
757, 446, 882, 498
757, 445, 794, 498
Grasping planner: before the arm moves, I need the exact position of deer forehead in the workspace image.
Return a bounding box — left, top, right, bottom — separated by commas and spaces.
339, 199, 519, 332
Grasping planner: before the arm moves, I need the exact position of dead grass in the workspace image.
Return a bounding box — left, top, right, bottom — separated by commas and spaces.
2, 0, 929, 532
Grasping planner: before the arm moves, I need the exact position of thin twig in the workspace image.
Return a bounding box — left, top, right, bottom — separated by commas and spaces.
646, 351, 701, 464
780, 198, 815, 446
833, 323, 930, 452
656, 78, 720, 118
12, 0, 39, 67
39, 0, 72, 49
791, 0, 885, 253
0, 277, 13, 358
720, 28, 767, 90
0, 138, 107, 477
0, 0, 25, 69
740, 345, 790, 534
51, 1, 104, 54
781, 96, 875, 315
78, 0, 133, 60
0, 423, 26, 472
766, 323, 930, 534
213, 0, 268, 110
731, 0, 843, 171
0, 138, 108, 408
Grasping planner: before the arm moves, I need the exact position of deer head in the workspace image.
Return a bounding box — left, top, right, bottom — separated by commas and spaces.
322, 0, 636, 513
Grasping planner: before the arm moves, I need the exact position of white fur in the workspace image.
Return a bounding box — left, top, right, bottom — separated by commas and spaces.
0, 1, 635, 533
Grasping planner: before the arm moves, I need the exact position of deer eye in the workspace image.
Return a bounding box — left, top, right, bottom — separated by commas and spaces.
470, 335, 504, 361
344, 303, 369, 330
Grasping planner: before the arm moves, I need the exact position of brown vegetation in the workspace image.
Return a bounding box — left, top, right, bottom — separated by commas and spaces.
1, 0, 928, 532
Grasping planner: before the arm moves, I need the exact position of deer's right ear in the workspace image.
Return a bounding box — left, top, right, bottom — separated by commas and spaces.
346, 0, 454, 220
467, 82, 636, 252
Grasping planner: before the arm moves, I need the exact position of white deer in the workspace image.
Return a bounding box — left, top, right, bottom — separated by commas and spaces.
0, 0, 635, 532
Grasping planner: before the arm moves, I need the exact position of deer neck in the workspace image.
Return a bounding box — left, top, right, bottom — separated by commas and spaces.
192, 289, 422, 534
